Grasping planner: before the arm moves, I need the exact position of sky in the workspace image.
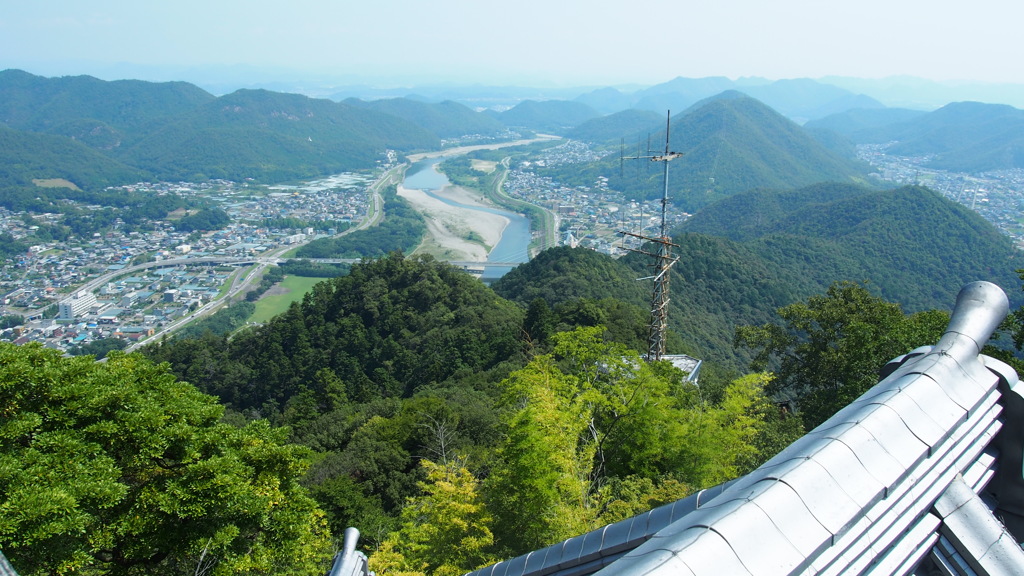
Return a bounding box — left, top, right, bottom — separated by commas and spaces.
2, 0, 1023, 88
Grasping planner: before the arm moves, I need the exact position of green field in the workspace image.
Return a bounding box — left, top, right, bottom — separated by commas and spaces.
248, 275, 325, 324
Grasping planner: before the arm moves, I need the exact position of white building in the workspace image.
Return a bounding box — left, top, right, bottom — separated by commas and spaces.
58, 291, 97, 321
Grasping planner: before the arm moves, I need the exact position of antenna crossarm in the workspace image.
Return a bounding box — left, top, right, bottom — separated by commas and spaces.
618, 229, 680, 248
651, 152, 683, 162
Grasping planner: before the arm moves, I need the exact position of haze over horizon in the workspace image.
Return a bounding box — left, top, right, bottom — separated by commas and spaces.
3, 0, 1023, 91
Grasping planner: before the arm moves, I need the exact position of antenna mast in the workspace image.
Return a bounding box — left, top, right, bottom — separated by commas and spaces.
619, 111, 682, 362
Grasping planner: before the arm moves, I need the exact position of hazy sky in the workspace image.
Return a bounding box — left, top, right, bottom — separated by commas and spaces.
2, 0, 1022, 87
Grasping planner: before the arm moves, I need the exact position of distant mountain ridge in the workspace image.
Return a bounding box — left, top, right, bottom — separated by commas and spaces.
573, 76, 885, 122
496, 100, 601, 134
0, 70, 495, 186
681, 182, 1024, 311
811, 100, 1024, 172
343, 97, 506, 139
119, 89, 439, 182
606, 94, 871, 211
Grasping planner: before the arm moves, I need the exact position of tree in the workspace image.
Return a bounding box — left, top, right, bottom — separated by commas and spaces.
369, 460, 495, 576
735, 281, 948, 429
0, 343, 331, 575
484, 327, 787, 556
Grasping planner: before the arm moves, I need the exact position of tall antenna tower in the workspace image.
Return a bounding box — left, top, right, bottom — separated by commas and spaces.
619, 111, 682, 362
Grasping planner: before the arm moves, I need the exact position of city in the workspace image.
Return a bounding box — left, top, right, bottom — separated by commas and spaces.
3, 139, 1022, 354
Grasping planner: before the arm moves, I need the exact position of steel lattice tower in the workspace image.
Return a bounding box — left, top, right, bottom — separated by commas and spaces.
620, 111, 681, 362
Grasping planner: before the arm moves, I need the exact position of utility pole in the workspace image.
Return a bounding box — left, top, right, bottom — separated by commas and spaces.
619, 111, 682, 362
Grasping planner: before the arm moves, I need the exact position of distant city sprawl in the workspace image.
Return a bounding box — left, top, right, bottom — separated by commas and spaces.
859, 143, 1024, 247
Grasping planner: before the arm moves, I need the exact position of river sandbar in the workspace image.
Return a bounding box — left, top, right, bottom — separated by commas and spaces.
397, 184, 510, 262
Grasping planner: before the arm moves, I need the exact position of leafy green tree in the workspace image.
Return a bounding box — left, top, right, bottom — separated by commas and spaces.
484, 327, 803, 556
369, 460, 496, 576
485, 354, 595, 554
66, 337, 128, 359
0, 343, 331, 575
735, 281, 948, 429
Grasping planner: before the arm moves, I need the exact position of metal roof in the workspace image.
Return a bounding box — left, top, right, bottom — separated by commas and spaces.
467, 281, 1024, 576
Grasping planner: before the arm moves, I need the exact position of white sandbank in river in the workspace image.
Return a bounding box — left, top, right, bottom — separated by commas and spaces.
397, 183, 510, 262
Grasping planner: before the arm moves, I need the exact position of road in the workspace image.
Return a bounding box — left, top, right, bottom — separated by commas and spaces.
122, 167, 400, 350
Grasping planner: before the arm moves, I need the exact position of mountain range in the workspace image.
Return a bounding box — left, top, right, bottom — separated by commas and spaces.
808, 101, 1024, 172
5, 68, 1024, 195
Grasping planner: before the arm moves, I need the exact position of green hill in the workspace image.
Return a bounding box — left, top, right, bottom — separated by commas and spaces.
0, 70, 443, 187
803, 107, 927, 139
346, 98, 505, 139
0, 68, 214, 148
494, 183, 1024, 366
834, 101, 1024, 172
681, 183, 1024, 311
492, 246, 649, 308
0, 123, 146, 189
561, 94, 872, 212
118, 89, 440, 182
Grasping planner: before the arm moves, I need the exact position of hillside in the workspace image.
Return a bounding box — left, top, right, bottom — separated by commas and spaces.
497, 100, 601, 134
681, 183, 1024, 312
0, 123, 146, 189
0, 68, 214, 149
581, 93, 871, 211
494, 183, 1024, 366
803, 107, 927, 139
830, 101, 1024, 172
0, 70, 443, 187
117, 89, 440, 182
345, 97, 506, 139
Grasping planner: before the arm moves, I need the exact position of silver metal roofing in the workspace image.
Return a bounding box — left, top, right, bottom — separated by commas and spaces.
467, 281, 1024, 576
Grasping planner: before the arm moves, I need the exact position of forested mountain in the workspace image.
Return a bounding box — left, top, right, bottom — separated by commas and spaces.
0, 123, 146, 189
492, 246, 649, 307
681, 183, 1024, 312
494, 184, 1024, 366
0, 68, 214, 147
118, 89, 439, 182
658, 94, 869, 209
803, 107, 927, 139
139, 253, 805, 568
496, 100, 600, 134
345, 97, 506, 139
0, 70, 442, 187
541, 93, 870, 212
819, 101, 1024, 172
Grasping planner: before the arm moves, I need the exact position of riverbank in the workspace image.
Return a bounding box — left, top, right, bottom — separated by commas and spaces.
397, 183, 510, 262
406, 135, 560, 162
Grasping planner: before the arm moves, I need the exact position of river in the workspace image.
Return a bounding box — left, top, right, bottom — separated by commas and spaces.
403, 158, 532, 281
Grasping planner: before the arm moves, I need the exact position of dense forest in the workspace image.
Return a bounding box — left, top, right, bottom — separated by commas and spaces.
296, 185, 426, 259
4, 245, 1024, 574
8, 69, 1024, 575
133, 253, 809, 572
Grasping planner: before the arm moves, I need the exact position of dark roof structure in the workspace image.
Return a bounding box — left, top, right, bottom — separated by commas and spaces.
464, 281, 1024, 576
